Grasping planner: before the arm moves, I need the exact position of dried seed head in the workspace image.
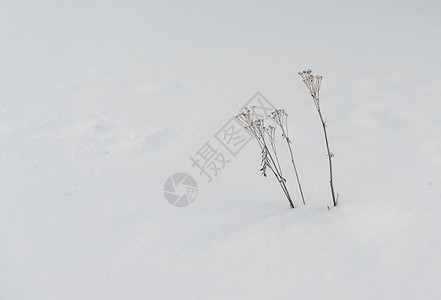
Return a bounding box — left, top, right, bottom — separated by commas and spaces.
298, 69, 323, 97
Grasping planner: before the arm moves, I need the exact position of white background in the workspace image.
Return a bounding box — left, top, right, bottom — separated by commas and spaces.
1, 1, 441, 299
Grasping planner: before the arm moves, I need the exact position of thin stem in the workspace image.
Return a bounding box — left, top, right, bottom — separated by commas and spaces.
269, 110, 306, 205
263, 141, 294, 209
316, 106, 337, 206
285, 136, 306, 205
267, 128, 283, 179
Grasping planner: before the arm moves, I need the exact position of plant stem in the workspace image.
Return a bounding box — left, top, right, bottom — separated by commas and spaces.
285, 137, 305, 205
316, 107, 337, 206
264, 145, 295, 209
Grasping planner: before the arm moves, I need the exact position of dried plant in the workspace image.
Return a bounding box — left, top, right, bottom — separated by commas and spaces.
269, 109, 305, 205
236, 107, 295, 209
298, 69, 338, 206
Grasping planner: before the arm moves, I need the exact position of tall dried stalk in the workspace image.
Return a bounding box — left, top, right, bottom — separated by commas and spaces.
269, 109, 306, 205
298, 69, 338, 206
236, 107, 295, 209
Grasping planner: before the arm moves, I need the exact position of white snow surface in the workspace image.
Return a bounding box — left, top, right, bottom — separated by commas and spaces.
2, 1, 441, 299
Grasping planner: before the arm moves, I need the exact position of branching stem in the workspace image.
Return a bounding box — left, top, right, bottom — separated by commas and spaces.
236, 108, 295, 209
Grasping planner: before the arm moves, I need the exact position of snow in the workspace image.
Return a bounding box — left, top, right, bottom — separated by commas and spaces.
1, 0, 441, 299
